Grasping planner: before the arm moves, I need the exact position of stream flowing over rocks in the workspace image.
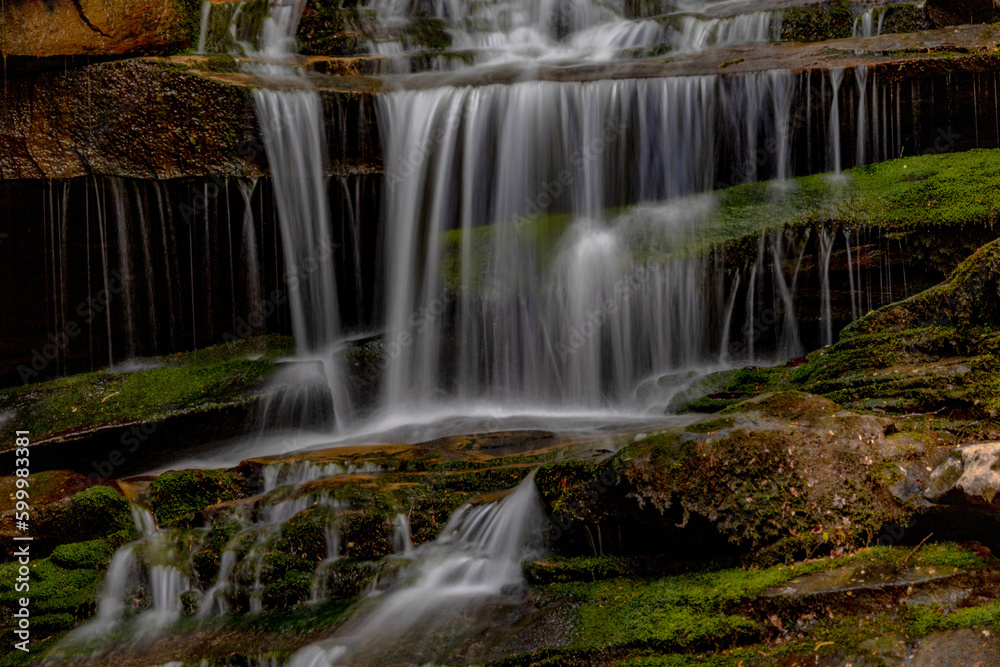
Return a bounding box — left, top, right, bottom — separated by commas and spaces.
5, 0, 1000, 666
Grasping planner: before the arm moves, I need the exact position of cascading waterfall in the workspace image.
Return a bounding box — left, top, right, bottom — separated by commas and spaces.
674, 11, 782, 52
853, 8, 886, 39
58, 507, 163, 646
363, 0, 783, 71
819, 228, 835, 347
287, 474, 546, 667
829, 68, 845, 175
376, 72, 801, 413
856, 65, 869, 166
391, 513, 414, 555
366, 0, 666, 67
242, 0, 353, 426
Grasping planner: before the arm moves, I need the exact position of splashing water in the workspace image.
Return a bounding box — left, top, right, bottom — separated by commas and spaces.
286, 474, 546, 666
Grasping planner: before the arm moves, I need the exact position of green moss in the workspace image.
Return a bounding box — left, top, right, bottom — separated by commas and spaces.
149, 469, 249, 527
512, 545, 991, 665
780, 4, 854, 42
909, 599, 1000, 636
59, 486, 135, 542
262, 569, 312, 609
276, 505, 335, 564
0, 335, 293, 448
341, 513, 392, 559
439, 150, 1000, 300
535, 459, 621, 526
0, 557, 102, 620
547, 558, 836, 653
788, 238, 1000, 417
50, 530, 131, 570
684, 417, 736, 434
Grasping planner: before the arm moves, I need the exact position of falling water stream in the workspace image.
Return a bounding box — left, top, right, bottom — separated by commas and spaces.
35, 0, 953, 663
287, 475, 546, 667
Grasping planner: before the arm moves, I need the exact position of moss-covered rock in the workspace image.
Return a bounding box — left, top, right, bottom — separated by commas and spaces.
511, 543, 998, 666
149, 469, 249, 527
0, 335, 293, 453
58, 485, 135, 543
536, 393, 934, 564
790, 238, 1000, 417
780, 2, 855, 42
262, 569, 313, 609
49, 530, 131, 570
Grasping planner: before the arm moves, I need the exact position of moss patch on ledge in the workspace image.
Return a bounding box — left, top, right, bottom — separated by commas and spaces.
149, 469, 250, 527
440, 149, 1000, 296
788, 238, 1000, 418
0, 335, 293, 450
508, 543, 995, 666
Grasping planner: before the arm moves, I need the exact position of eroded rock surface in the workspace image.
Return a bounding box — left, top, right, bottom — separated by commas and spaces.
0, 0, 199, 57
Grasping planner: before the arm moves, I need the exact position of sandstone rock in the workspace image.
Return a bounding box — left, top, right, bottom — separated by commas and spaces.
0, 0, 199, 58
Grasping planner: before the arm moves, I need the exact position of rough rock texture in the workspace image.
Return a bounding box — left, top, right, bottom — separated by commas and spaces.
790, 238, 1000, 418
0, 0, 200, 57
0, 57, 381, 179
926, 442, 1000, 506
0, 58, 262, 179
535, 392, 948, 565
928, 0, 1000, 27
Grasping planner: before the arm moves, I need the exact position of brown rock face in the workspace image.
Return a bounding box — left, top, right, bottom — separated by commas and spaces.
928, 0, 1000, 27
0, 0, 198, 57
0, 58, 264, 179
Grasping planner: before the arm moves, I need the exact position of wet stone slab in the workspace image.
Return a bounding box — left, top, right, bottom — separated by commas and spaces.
767, 561, 962, 598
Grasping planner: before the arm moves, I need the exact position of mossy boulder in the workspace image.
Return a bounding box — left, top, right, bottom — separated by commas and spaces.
514, 544, 998, 666
263, 570, 313, 609
50, 531, 131, 570
341, 512, 392, 559
537, 394, 934, 564
0, 471, 121, 556
780, 3, 854, 42
149, 469, 250, 527
791, 239, 1000, 417
58, 485, 135, 543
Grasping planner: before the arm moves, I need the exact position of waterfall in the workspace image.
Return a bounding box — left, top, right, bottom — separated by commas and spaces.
856, 65, 869, 166
286, 474, 546, 666
829, 68, 844, 176
58, 507, 157, 644
238, 179, 265, 327
853, 9, 886, 39
674, 11, 782, 53
252, 90, 339, 352
376, 73, 797, 414
845, 228, 859, 320
138, 565, 187, 634
391, 513, 414, 555
366, 0, 665, 67
196, 0, 212, 54
239, 0, 353, 426
819, 228, 835, 347
363, 0, 783, 69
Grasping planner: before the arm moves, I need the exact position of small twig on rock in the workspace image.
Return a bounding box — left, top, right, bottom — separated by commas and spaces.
901, 533, 934, 566
899, 407, 946, 419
